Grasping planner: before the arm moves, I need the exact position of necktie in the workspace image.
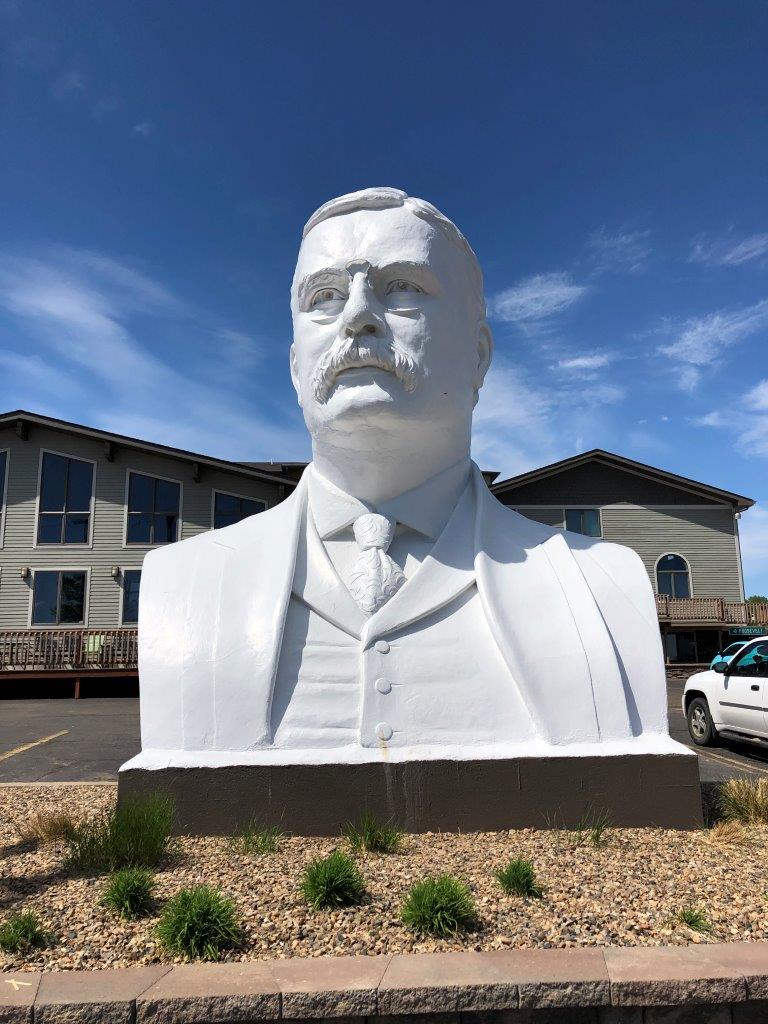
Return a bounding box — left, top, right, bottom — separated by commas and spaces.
349, 513, 406, 614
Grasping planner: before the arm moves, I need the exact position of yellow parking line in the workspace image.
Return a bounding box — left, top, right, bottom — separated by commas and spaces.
0, 730, 68, 763
698, 748, 768, 776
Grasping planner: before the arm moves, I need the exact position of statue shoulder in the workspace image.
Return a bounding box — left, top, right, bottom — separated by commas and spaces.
564, 532, 657, 622
565, 531, 648, 580
142, 501, 284, 575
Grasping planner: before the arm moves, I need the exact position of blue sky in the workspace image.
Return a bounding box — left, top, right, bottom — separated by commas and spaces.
1, 0, 767, 593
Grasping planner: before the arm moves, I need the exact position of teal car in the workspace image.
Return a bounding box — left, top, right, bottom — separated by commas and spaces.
710, 641, 747, 670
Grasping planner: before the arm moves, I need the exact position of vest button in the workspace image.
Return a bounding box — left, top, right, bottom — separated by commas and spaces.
374, 640, 390, 654
375, 677, 391, 694
375, 722, 393, 741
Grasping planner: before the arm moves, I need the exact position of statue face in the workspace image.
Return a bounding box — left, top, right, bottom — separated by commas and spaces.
290, 205, 491, 443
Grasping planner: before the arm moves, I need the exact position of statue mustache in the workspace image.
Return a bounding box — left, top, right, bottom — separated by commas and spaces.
311, 335, 419, 403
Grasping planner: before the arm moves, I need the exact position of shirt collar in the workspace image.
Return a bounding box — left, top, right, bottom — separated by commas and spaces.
308, 458, 471, 541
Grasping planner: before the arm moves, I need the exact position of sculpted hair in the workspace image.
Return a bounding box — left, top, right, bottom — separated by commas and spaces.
301, 187, 486, 319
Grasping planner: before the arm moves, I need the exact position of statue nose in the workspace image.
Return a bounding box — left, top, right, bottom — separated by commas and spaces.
342, 274, 382, 337
345, 323, 377, 338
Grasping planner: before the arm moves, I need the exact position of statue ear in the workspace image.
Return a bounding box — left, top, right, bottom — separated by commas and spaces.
475, 322, 493, 390
289, 343, 303, 407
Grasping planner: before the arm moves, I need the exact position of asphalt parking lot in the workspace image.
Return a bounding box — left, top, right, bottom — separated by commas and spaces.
1, 682, 767, 783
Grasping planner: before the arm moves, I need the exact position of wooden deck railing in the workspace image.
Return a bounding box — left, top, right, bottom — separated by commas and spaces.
655, 596, 768, 626
0, 628, 138, 673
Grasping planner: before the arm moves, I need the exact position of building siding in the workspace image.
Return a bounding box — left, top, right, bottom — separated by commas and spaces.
0, 423, 285, 629
510, 502, 743, 601
497, 457, 746, 605
510, 506, 565, 528
601, 503, 743, 601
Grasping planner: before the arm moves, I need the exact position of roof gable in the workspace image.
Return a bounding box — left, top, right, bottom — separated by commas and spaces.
0, 410, 298, 489
492, 450, 754, 510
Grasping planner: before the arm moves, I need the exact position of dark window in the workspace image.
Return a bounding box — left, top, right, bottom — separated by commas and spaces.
665, 631, 698, 663
126, 473, 180, 544
37, 453, 93, 544
213, 491, 266, 529
729, 641, 768, 678
565, 508, 601, 537
122, 569, 141, 624
657, 553, 691, 599
32, 571, 86, 625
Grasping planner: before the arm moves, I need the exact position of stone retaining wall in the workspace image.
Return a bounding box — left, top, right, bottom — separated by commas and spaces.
3, 945, 767, 1024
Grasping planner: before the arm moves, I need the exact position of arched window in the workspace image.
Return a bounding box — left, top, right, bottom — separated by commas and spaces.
656, 554, 691, 599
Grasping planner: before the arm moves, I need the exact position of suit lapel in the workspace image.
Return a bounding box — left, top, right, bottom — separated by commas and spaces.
296, 504, 367, 638
362, 481, 476, 645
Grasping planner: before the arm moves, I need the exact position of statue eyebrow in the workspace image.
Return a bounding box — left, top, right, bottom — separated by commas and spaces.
296, 260, 441, 304
374, 261, 441, 294
296, 268, 347, 302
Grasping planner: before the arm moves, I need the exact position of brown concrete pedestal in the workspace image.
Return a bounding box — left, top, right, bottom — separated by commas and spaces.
118, 753, 702, 835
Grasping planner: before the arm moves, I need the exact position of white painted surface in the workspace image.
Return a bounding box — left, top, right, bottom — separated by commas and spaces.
126, 188, 681, 767
122, 733, 693, 770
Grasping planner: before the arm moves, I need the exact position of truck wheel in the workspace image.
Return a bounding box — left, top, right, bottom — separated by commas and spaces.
687, 697, 717, 747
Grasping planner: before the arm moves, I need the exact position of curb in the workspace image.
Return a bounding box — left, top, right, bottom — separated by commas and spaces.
2, 943, 768, 1024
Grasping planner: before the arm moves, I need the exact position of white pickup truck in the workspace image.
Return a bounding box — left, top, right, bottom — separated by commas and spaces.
683, 636, 768, 746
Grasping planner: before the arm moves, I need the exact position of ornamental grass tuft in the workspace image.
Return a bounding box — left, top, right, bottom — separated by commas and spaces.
494, 858, 544, 898
17, 810, 79, 846
156, 886, 241, 961
300, 849, 366, 909
0, 911, 48, 953
231, 822, 284, 855
561, 808, 612, 847
401, 874, 476, 936
343, 812, 403, 854
101, 868, 155, 919
675, 905, 713, 933
702, 819, 751, 847
719, 778, 768, 824
66, 793, 174, 874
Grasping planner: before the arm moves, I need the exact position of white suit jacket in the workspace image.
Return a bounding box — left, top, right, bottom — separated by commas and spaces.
134, 464, 671, 761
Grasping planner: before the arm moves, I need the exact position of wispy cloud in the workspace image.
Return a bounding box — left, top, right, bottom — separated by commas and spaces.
588, 227, 652, 274
131, 121, 152, 139
657, 298, 768, 390
694, 378, 768, 459
471, 355, 626, 475
581, 383, 625, 404
745, 379, 768, 412
490, 272, 589, 325
472, 363, 558, 474
0, 246, 307, 461
689, 231, 768, 267
554, 352, 615, 373
50, 70, 84, 101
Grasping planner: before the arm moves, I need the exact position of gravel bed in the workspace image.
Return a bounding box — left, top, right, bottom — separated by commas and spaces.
1, 784, 766, 972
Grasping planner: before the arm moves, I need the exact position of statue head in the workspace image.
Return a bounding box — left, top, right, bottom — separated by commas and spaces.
290, 187, 492, 449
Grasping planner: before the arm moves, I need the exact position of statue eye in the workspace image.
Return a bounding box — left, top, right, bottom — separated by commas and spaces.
310, 287, 344, 309
386, 279, 422, 296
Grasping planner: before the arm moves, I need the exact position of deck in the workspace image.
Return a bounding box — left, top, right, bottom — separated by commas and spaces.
0, 628, 138, 679
655, 596, 768, 628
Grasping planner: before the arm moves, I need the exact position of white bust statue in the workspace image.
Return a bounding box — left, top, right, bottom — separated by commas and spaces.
132, 188, 676, 766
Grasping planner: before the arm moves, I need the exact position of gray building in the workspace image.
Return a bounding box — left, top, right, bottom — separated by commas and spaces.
0, 410, 297, 686
491, 449, 762, 666
0, 415, 763, 683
